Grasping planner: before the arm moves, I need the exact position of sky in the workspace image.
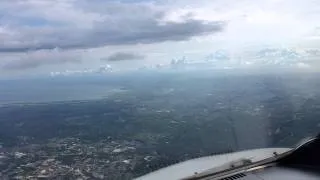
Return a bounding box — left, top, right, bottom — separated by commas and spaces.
0, 0, 320, 77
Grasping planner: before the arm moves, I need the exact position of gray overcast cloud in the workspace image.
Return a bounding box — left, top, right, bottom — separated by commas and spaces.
103, 52, 146, 61
0, 1, 225, 53
1, 0, 320, 74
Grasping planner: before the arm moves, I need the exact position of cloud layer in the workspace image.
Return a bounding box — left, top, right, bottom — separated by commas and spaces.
1, 49, 82, 70
1, 0, 320, 74
103, 52, 145, 61
0, 0, 225, 53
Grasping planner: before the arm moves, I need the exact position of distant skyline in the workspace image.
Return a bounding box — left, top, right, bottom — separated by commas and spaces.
1, 0, 320, 78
